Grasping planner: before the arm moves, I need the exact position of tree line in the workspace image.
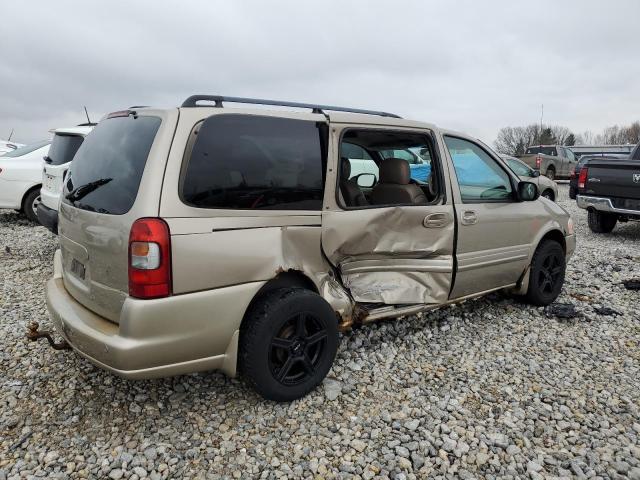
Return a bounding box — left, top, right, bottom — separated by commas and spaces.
494, 121, 640, 156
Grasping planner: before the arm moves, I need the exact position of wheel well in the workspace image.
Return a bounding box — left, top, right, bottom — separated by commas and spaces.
547, 165, 555, 172
21, 184, 42, 210
542, 189, 555, 200
241, 270, 319, 324
539, 229, 565, 254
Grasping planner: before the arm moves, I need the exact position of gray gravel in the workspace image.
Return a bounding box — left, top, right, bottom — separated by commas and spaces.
1, 184, 639, 479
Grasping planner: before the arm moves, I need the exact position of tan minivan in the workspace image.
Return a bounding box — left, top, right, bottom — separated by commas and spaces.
44, 96, 575, 401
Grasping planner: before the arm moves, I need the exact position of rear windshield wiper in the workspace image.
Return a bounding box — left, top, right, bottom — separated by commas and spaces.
43, 155, 53, 164
65, 178, 113, 203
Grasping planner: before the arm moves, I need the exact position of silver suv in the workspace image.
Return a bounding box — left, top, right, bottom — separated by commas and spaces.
44, 96, 575, 401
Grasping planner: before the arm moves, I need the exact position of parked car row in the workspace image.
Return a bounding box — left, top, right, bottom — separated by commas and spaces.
20, 95, 576, 401
0, 125, 94, 227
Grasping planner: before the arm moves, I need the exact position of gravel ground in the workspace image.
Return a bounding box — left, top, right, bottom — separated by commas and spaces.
1, 184, 639, 480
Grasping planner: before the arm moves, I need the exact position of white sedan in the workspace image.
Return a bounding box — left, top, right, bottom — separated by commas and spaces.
0, 140, 50, 222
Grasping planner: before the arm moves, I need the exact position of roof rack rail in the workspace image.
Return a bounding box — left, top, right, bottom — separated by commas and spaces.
180, 95, 401, 118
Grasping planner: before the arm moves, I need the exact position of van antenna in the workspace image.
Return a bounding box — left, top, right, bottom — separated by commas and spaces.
7, 129, 14, 141
84, 106, 92, 124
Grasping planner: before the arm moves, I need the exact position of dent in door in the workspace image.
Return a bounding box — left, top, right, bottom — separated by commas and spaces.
322, 206, 454, 304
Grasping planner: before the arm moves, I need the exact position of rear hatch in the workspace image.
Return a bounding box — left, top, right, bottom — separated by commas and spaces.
42, 133, 86, 207
58, 110, 173, 323
585, 159, 640, 203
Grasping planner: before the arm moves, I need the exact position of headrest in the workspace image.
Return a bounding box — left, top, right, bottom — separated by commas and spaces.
379, 158, 410, 185
340, 157, 351, 179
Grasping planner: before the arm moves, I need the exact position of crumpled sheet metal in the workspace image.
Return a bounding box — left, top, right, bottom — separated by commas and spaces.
343, 271, 452, 304
323, 206, 454, 261
322, 206, 454, 305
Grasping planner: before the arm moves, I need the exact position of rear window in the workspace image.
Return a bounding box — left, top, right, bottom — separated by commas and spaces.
47, 134, 85, 165
63, 115, 161, 215
1, 140, 50, 158
181, 114, 326, 210
525, 146, 557, 156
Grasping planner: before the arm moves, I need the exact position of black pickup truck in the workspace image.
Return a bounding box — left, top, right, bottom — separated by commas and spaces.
577, 142, 640, 233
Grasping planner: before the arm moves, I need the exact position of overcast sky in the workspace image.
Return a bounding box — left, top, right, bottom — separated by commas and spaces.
1, 0, 639, 145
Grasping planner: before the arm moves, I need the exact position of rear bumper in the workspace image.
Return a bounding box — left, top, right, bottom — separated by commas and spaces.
576, 195, 640, 217
37, 203, 58, 234
46, 250, 264, 379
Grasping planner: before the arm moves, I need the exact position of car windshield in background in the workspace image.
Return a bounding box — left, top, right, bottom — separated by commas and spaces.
63, 115, 161, 215
1, 140, 50, 158
525, 146, 557, 156
506, 158, 533, 177
47, 134, 85, 165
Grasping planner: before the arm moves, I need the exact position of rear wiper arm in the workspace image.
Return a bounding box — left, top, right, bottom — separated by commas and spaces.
65, 178, 113, 202
43, 155, 53, 164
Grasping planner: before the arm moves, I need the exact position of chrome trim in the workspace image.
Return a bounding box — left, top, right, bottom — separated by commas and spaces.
576, 195, 640, 215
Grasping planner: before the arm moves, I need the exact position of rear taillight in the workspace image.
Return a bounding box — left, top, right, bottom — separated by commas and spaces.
128, 218, 171, 299
535, 156, 541, 168
578, 167, 588, 189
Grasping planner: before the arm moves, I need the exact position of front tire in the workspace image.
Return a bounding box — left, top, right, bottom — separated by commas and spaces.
524, 240, 566, 306
22, 189, 41, 223
239, 288, 339, 401
541, 189, 555, 201
588, 210, 617, 233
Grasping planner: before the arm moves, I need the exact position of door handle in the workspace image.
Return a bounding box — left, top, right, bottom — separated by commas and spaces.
423, 212, 450, 228
460, 210, 478, 225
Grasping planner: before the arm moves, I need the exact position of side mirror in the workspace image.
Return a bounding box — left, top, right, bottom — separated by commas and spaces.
532, 170, 540, 178
518, 181, 539, 201
355, 173, 377, 188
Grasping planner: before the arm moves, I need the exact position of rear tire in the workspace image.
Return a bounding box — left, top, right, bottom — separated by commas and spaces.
22, 189, 41, 223
524, 240, 566, 306
569, 186, 576, 199
588, 210, 617, 233
545, 168, 555, 181
239, 288, 339, 402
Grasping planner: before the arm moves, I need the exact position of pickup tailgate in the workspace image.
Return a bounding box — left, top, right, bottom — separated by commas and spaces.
585, 160, 640, 200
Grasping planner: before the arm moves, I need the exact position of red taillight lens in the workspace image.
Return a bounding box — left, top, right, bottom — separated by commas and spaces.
128, 218, 171, 299
535, 156, 541, 168
578, 167, 588, 189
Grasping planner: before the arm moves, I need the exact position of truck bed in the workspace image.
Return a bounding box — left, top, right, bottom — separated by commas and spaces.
584, 159, 640, 201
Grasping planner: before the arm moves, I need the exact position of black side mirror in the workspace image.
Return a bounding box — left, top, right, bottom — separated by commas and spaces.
532, 170, 540, 178
354, 173, 377, 188
518, 181, 539, 201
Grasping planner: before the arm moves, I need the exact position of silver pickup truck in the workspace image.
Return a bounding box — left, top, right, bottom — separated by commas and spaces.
519, 145, 578, 180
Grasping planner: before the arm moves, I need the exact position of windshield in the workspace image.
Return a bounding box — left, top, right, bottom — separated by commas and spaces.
1, 140, 50, 158
63, 115, 161, 214
506, 158, 533, 176
47, 134, 85, 165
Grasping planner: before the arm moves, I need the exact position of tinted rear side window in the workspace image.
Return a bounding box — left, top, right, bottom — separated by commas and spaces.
63, 115, 161, 215
47, 134, 85, 165
181, 114, 326, 210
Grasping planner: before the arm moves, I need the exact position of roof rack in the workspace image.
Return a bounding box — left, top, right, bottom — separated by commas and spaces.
180, 95, 401, 118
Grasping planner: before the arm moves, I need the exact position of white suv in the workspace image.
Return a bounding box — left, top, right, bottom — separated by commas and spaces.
38, 125, 94, 233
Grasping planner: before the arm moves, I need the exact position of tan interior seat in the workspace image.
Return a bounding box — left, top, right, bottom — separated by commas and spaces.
340, 158, 368, 207
370, 158, 427, 205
